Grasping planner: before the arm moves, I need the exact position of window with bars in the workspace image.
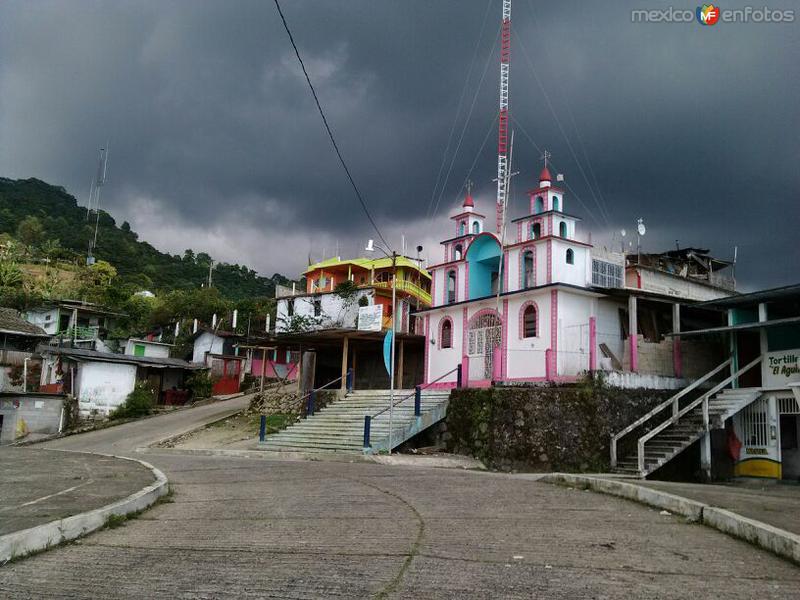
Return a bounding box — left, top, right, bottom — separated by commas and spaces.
592, 259, 624, 288
523, 305, 537, 338
441, 319, 453, 349
740, 398, 769, 446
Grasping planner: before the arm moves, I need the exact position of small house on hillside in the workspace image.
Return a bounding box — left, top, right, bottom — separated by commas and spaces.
0, 308, 49, 392
22, 299, 123, 344
37, 345, 204, 416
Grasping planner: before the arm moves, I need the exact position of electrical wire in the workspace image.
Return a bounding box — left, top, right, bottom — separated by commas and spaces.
428, 24, 502, 225
426, 0, 494, 222
273, 0, 389, 248
513, 24, 612, 228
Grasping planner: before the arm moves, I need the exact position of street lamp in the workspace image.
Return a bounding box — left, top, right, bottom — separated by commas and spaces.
365, 239, 398, 452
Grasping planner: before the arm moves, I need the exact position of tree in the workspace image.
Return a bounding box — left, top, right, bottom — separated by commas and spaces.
17, 216, 44, 247
0, 261, 23, 287
78, 260, 117, 302
182, 249, 196, 263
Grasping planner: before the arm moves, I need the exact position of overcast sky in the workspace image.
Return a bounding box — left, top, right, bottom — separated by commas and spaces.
1, 0, 797, 290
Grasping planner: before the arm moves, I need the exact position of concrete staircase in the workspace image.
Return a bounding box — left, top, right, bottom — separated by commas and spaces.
614, 387, 762, 477
258, 389, 451, 454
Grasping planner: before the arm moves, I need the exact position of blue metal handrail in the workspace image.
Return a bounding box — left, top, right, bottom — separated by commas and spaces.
363, 363, 461, 448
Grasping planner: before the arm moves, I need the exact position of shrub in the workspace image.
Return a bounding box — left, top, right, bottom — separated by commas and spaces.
110, 382, 155, 420
187, 371, 213, 399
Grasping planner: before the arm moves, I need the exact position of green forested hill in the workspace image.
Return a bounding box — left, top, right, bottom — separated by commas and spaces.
0, 177, 293, 300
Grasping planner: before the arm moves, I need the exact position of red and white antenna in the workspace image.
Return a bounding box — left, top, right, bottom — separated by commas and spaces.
495, 0, 512, 234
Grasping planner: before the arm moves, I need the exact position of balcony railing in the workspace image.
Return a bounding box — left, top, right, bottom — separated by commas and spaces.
369, 279, 431, 305
57, 326, 100, 340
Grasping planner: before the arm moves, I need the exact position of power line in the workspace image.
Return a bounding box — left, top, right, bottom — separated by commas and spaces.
272, 0, 389, 249
513, 24, 612, 227
426, 0, 494, 222
428, 24, 501, 225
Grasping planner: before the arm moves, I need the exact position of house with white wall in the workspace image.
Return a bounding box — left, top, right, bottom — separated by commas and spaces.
38, 345, 204, 416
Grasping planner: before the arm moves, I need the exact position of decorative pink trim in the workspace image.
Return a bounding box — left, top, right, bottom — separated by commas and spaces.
445, 268, 458, 305
549, 289, 558, 379
517, 221, 522, 244
464, 261, 470, 301
589, 316, 597, 371
438, 316, 454, 349
427, 381, 458, 390
503, 250, 509, 293
546, 240, 553, 284
423, 315, 430, 384
492, 345, 502, 381
503, 375, 580, 384
462, 307, 468, 354
466, 379, 492, 388
501, 298, 509, 379
518, 245, 537, 290
468, 307, 501, 326
518, 300, 540, 339
431, 272, 437, 306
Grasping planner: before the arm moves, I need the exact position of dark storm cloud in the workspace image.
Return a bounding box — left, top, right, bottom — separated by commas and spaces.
0, 0, 797, 288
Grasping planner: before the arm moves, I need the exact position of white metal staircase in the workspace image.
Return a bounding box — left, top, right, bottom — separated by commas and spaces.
611, 356, 763, 478
259, 389, 451, 454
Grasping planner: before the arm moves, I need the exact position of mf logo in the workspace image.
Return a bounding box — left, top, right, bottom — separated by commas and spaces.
697, 4, 721, 25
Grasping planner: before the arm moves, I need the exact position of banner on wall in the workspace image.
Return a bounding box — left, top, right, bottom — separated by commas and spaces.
764, 349, 800, 387
357, 304, 383, 332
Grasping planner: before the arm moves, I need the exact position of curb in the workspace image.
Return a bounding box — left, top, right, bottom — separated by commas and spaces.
138, 445, 374, 463
0, 449, 169, 564
540, 473, 800, 566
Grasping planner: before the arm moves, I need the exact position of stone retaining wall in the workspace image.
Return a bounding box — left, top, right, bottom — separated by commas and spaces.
444, 382, 674, 472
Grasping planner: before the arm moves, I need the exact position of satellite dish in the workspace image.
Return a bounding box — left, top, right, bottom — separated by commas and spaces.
365, 239, 375, 252
620, 229, 627, 237
637, 218, 646, 236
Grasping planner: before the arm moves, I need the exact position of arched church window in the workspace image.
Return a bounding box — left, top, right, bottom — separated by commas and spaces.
447, 270, 456, 304
566, 248, 575, 265
460, 222, 466, 236
523, 304, 538, 338
441, 319, 453, 349
454, 244, 463, 261
522, 251, 534, 288
472, 221, 480, 234
534, 196, 544, 213
552, 196, 560, 212
559, 221, 568, 238
531, 222, 541, 239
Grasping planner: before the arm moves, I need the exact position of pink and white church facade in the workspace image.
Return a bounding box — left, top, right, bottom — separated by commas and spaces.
420, 166, 610, 387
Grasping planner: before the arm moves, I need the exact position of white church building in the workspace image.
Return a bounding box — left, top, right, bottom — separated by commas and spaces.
419, 165, 730, 389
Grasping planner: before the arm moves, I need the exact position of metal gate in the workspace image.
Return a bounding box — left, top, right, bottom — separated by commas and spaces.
468, 312, 501, 381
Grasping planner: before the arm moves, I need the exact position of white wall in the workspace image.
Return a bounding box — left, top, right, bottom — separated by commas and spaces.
192, 331, 224, 364
505, 291, 551, 379
125, 339, 170, 358
22, 308, 59, 335
426, 309, 464, 384
76, 361, 137, 416
275, 289, 375, 332
551, 239, 590, 287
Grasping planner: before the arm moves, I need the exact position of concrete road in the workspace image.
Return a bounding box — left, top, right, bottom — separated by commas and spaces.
0, 447, 154, 535
1, 396, 798, 598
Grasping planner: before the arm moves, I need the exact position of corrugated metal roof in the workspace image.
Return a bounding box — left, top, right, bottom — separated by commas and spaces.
37, 344, 204, 370
0, 308, 49, 337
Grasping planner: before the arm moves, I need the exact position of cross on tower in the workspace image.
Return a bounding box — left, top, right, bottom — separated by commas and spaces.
466, 179, 473, 195
540, 149, 551, 169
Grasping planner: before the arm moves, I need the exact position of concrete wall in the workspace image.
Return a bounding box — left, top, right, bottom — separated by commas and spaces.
192, 331, 225, 364
0, 393, 64, 443
125, 340, 170, 358
22, 307, 60, 335
76, 361, 137, 416
275, 289, 375, 333
627, 268, 730, 301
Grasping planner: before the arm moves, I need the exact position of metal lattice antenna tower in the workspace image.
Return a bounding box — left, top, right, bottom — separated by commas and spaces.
86, 146, 109, 265
495, 0, 512, 234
